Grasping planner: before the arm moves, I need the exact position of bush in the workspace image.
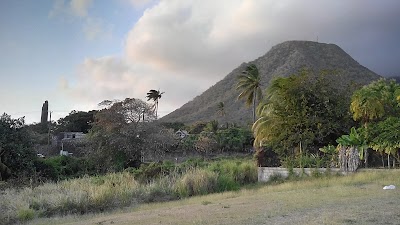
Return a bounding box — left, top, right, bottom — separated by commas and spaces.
174, 169, 218, 197
208, 160, 257, 185
34, 156, 95, 181
17, 208, 35, 222
129, 161, 177, 183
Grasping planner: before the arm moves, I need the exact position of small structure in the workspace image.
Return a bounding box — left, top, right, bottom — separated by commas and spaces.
175, 129, 189, 139
60, 132, 86, 140
60, 150, 73, 156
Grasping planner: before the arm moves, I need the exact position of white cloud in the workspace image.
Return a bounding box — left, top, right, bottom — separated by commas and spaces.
70, 0, 93, 17
66, 0, 400, 116
49, 0, 93, 19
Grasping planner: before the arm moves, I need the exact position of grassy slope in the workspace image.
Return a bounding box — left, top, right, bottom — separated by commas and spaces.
31, 170, 400, 225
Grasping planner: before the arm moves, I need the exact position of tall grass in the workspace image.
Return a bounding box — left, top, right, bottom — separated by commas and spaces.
0, 158, 257, 225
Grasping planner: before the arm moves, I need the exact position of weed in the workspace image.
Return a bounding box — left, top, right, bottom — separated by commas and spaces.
17, 208, 35, 221
201, 201, 212, 205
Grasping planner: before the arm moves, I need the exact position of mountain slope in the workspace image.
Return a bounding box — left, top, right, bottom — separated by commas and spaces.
161, 41, 381, 125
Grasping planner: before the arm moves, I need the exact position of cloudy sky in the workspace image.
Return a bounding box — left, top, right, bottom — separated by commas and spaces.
1, 0, 400, 124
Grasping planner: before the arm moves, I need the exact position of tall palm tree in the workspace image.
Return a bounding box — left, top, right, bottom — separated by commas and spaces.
146, 89, 164, 119
350, 80, 386, 167
236, 64, 262, 123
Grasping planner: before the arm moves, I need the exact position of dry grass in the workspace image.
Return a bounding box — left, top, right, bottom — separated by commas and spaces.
28, 169, 400, 225
0, 161, 257, 225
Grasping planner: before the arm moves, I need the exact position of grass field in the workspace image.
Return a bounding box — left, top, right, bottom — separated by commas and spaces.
29, 170, 400, 225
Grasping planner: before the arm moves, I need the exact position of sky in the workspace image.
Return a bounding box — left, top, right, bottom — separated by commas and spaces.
1, 0, 400, 124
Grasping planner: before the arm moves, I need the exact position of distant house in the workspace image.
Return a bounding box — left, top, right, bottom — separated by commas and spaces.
60, 132, 86, 140
175, 129, 189, 139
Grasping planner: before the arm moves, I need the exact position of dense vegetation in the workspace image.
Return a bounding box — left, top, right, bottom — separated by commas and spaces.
252, 70, 400, 169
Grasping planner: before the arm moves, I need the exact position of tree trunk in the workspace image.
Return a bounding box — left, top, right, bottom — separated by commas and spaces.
252, 91, 256, 124
387, 154, 390, 169
364, 148, 368, 168
339, 146, 360, 172
382, 154, 385, 168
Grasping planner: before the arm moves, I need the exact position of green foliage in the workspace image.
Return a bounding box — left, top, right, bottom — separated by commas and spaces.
34, 156, 95, 181
0, 113, 36, 181
188, 121, 208, 134
336, 127, 366, 147
180, 135, 199, 151
369, 117, 400, 156
281, 154, 329, 168
237, 64, 262, 123
349, 79, 400, 161
319, 144, 338, 167
204, 120, 219, 133
55, 110, 97, 133
253, 69, 353, 160
17, 208, 35, 221
174, 169, 218, 197
130, 161, 176, 183
216, 127, 253, 152
350, 79, 400, 124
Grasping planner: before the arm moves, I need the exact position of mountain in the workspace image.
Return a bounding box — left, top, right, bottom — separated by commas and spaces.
160, 41, 381, 125
388, 76, 400, 83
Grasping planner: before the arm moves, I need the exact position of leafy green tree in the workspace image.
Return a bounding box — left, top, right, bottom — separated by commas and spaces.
216, 127, 253, 152
56, 110, 97, 133
368, 117, 400, 168
253, 69, 353, 161
88, 98, 156, 171
0, 114, 35, 181
204, 120, 219, 133
146, 89, 164, 119
236, 64, 262, 123
350, 79, 400, 167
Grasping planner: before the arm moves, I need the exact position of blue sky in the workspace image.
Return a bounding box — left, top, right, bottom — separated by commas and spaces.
1, 0, 400, 124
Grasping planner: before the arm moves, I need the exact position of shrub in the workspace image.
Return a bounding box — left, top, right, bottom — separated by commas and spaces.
208, 160, 257, 185
34, 156, 95, 181
17, 208, 35, 222
174, 169, 218, 197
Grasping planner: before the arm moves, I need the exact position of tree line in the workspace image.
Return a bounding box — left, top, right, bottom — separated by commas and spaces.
237, 65, 400, 169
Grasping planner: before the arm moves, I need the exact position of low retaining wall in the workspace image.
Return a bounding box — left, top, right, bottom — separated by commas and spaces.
258, 167, 344, 182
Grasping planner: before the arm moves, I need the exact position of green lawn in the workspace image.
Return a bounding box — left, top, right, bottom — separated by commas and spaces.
29, 170, 400, 225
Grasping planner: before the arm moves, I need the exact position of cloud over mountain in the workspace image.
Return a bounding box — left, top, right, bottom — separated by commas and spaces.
67, 0, 400, 117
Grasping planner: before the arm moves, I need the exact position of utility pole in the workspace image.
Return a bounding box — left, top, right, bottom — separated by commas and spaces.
48, 111, 52, 146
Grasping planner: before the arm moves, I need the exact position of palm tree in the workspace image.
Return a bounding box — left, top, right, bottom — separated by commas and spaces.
217, 102, 226, 117
350, 81, 386, 167
146, 89, 164, 119
236, 64, 262, 123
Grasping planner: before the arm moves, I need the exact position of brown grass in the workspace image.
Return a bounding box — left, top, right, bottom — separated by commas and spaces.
28, 169, 400, 225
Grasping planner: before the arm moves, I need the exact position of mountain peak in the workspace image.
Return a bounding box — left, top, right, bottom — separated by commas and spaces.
161, 41, 381, 125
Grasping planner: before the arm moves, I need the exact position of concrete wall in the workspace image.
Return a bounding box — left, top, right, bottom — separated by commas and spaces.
258, 167, 344, 182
